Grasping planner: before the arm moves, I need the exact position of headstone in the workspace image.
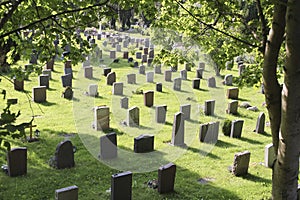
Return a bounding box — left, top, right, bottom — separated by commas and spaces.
7, 147, 27, 177
84, 66, 93, 79
143, 47, 149, 55
264, 143, 275, 168
255, 112, 265, 134
46, 59, 54, 70
239, 64, 245, 76
111, 171, 132, 200
154, 65, 161, 74
147, 58, 153, 66
224, 74, 233, 86
112, 82, 123, 96
127, 106, 139, 127
88, 84, 98, 96
164, 70, 172, 82
192, 78, 200, 89
207, 77, 216, 88
226, 100, 239, 115
199, 122, 219, 143
13, 78, 24, 91
116, 44, 121, 52
64, 68, 73, 78
61, 74, 72, 87
173, 78, 181, 91
120, 97, 129, 109
94, 106, 110, 131
180, 104, 191, 120
32, 86, 47, 103
144, 90, 154, 107
103, 68, 112, 77
204, 100, 215, 116
42, 69, 52, 79
139, 65, 145, 74
155, 105, 167, 123
198, 62, 205, 70
107, 72, 116, 85
227, 87, 239, 99
156, 83, 162, 92
158, 163, 176, 194
134, 61, 138, 68
134, 134, 154, 153
230, 119, 244, 138
171, 112, 185, 146
64, 60, 72, 68
123, 41, 128, 48
185, 63, 191, 71
55, 185, 78, 200
180, 70, 187, 80
127, 74, 136, 84
231, 151, 251, 176
39, 74, 49, 89
110, 51, 116, 59
142, 54, 148, 63
146, 72, 154, 82
123, 51, 129, 59
136, 52, 142, 59
54, 140, 75, 169
82, 59, 90, 68
99, 132, 117, 159
149, 49, 154, 58
62, 87, 73, 99
196, 68, 204, 79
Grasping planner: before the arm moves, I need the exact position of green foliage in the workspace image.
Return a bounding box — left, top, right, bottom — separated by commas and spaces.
222, 119, 232, 136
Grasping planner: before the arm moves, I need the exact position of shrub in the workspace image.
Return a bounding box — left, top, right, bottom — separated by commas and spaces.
222, 119, 232, 136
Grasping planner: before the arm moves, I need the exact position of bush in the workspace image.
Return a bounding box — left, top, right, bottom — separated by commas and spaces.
222, 119, 232, 136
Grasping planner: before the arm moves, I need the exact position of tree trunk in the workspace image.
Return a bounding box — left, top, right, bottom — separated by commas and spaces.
272, 1, 300, 199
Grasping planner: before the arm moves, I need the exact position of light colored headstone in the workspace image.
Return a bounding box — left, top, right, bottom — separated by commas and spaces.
127, 73, 136, 84
199, 121, 219, 143
155, 105, 167, 123
180, 104, 191, 120
180, 70, 187, 80
127, 106, 139, 127
146, 72, 154, 82
154, 65, 161, 74
173, 78, 181, 91
139, 65, 145, 74
171, 112, 185, 146
207, 77, 216, 88
204, 100, 215, 116
264, 143, 275, 168
94, 106, 110, 131
226, 100, 239, 115
230, 119, 244, 138
164, 70, 172, 82
116, 44, 121, 52
120, 97, 129, 109
110, 50, 116, 59
112, 82, 123, 96
84, 66, 93, 79
88, 84, 98, 96
231, 151, 251, 176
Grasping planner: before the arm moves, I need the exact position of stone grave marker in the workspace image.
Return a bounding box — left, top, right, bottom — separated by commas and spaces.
173, 78, 181, 91
158, 163, 176, 194
46, 59, 54, 70
180, 104, 191, 120
120, 97, 129, 109
94, 106, 110, 131
164, 70, 172, 82
156, 83, 162, 92
146, 72, 154, 82
204, 100, 215, 116
227, 87, 239, 99
149, 49, 154, 58
143, 47, 149, 55
107, 72, 116, 85
54, 140, 75, 169
255, 112, 265, 134
207, 77, 216, 88
113, 82, 123, 96
224, 74, 233, 86
155, 105, 167, 123
180, 70, 187, 80
144, 90, 154, 107
88, 84, 98, 96
64, 67, 73, 78
230, 119, 244, 138
199, 122, 219, 143
123, 51, 129, 59
39, 74, 49, 89
264, 143, 275, 168
42, 69, 52, 79
171, 112, 185, 146
127, 106, 139, 127
198, 62, 205, 69
196, 68, 204, 79
134, 134, 154, 153
136, 52, 142, 59
110, 51, 116, 59
142, 54, 148, 63
82, 59, 90, 68
7, 147, 27, 177
139, 65, 145, 74
133, 61, 138, 68
32, 86, 47, 103
55, 185, 78, 200
62, 87, 73, 100
192, 78, 200, 89
111, 171, 132, 200
185, 63, 191, 71
99, 132, 117, 159
84, 66, 93, 79
116, 44, 121, 52
239, 64, 245, 76
13, 78, 24, 91
226, 100, 239, 115
230, 151, 251, 176
147, 58, 153, 66
61, 74, 72, 87
103, 67, 112, 77
154, 65, 161, 74
64, 60, 72, 68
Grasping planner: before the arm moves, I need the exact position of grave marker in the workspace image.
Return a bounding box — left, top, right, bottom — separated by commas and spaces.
94, 106, 110, 131
180, 104, 191, 120
154, 65, 161, 74
61, 74, 72, 87
88, 84, 98, 96
120, 97, 129, 109
110, 51, 116, 59
155, 105, 167, 123
227, 87, 239, 99
113, 82, 123, 95
196, 68, 204, 79
13, 78, 24, 91
139, 65, 145, 74
180, 70, 187, 80
204, 100, 215, 116
158, 163, 176, 194
146, 72, 154, 82
192, 78, 201, 89
42, 69, 52, 79
171, 112, 185, 146
32, 86, 47, 103
164, 70, 172, 82
127, 106, 139, 127
99, 132, 117, 159
111, 171, 132, 200
264, 143, 275, 168
230, 151, 251, 176
207, 77, 216, 88
230, 119, 244, 138
55, 185, 78, 200
226, 100, 239, 115
39, 74, 49, 89
84, 66, 93, 79
255, 112, 265, 134
156, 83, 162, 92
54, 140, 75, 169
7, 147, 27, 177
134, 134, 154, 153
103, 68, 112, 77
199, 122, 219, 143
224, 74, 233, 86
173, 78, 181, 91
144, 90, 154, 107
107, 72, 116, 85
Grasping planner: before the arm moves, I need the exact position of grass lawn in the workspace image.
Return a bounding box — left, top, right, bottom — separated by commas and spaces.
0, 33, 273, 199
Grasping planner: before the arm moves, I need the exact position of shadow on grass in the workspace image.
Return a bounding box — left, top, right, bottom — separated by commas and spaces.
239, 137, 263, 145
241, 173, 272, 184
215, 139, 238, 148
39, 101, 57, 106
187, 146, 221, 160
256, 131, 272, 137
234, 112, 254, 120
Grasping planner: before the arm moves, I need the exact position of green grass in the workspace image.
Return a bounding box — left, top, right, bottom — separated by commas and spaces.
0, 36, 273, 199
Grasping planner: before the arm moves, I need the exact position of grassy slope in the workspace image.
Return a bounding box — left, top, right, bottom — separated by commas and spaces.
0, 36, 273, 200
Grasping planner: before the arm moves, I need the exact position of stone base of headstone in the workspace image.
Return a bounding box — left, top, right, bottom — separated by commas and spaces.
55, 185, 78, 200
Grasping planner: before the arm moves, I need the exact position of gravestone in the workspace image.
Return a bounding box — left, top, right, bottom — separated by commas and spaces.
99, 132, 117, 159
204, 100, 215, 116
207, 77, 216, 88
154, 65, 161, 74
198, 62, 205, 69
13, 78, 24, 91
103, 68, 112, 77
139, 65, 145, 74
185, 63, 191, 71
62, 87, 73, 100
230, 119, 244, 138
116, 44, 121, 52
7, 147, 27, 177
155, 105, 167, 123
149, 49, 154, 58
264, 143, 275, 168
61, 74, 72, 87
64, 68, 73, 78
144, 90, 154, 107
146, 72, 154, 82
164, 70, 172, 82
134, 134, 154, 153
255, 112, 265, 134
32, 86, 47, 103
158, 163, 176, 194
64, 60, 72, 68
107, 72, 116, 85
123, 41, 128, 48
143, 47, 149, 55
55, 185, 78, 200
171, 112, 185, 146
113, 82, 123, 96
110, 51, 116, 59
111, 171, 132, 200
192, 78, 200, 89
227, 87, 239, 99
196, 68, 204, 79
123, 51, 129, 59
156, 83, 162, 92
224, 74, 233, 86
173, 78, 181, 91
231, 151, 251, 176
226, 100, 239, 115
42, 69, 52, 79
134, 61, 138, 68
84, 66, 93, 79
199, 122, 219, 143
180, 70, 187, 80
82, 59, 90, 68
54, 140, 75, 169
180, 104, 191, 120
239, 64, 245, 76
147, 58, 153, 66
39, 74, 49, 89
94, 106, 110, 131
142, 54, 148, 63
120, 97, 129, 109
88, 84, 98, 96
46, 59, 55, 70
136, 52, 142, 59
127, 106, 139, 127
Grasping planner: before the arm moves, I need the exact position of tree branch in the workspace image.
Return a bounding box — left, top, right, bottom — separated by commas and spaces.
0, 0, 24, 29
256, 0, 268, 53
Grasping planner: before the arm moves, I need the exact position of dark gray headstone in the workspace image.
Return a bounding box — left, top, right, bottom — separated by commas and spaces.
103, 68, 112, 77
180, 70, 187, 80
154, 65, 161, 74
110, 51, 116, 59
142, 54, 148, 63
55, 185, 78, 200
139, 65, 145, 74
94, 106, 110, 131
149, 49, 154, 58
192, 78, 201, 89
164, 70, 172, 82
144, 90, 154, 107
204, 100, 215, 116
107, 72, 116, 86
231, 151, 251, 176
180, 104, 191, 120
196, 68, 204, 79
185, 63, 191, 71
136, 52, 142, 59
32, 86, 47, 103
64, 68, 73, 78
227, 87, 239, 99
99, 132, 117, 159
156, 83, 162, 92
127, 106, 139, 127
173, 78, 181, 91
158, 163, 176, 194
230, 119, 244, 138
207, 77, 216, 88
199, 122, 219, 143
84, 66, 93, 79
134, 134, 154, 153
61, 74, 72, 87
62, 87, 73, 99
7, 147, 27, 177
13, 78, 24, 91
226, 100, 239, 115
39, 74, 49, 89
224, 74, 233, 86
120, 97, 129, 109
134, 61, 139, 68
264, 143, 275, 168
55, 140, 75, 169
155, 105, 167, 123
143, 47, 149, 55
171, 112, 185, 146
123, 51, 129, 59
255, 112, 265, 134
111, 171, 132, 200
198, 62, 205, 70
147, 58, 153, 66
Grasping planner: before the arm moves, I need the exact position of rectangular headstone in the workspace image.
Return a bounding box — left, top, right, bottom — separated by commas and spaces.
116, 44, 121, 52
180, 104, 191, 120
192, 78, 200, 89
143, 47, 149, 55
134, 134, 154, 153
39, 74, 49, 89
127, 74, 136, 84
103, 68, 112, 77
142, 54, 148, 63
111, 171, 132, 200
94, 106, 110, 131
7, 147, 27, 177
113, 82, 123, 96
136, 52, 142, 59
158, 163, 176, 194
230, 119, 244, 138
110, 51, 116, 59
61, 74, 72, 87
88, 84, 98, 96
13, 78, 24, 91
64, 68, 73, 78
120, 97, 129, 109
164, 70, 172, 82
196, 68, 204, 79
123, 51, 129, 59
198, 62, 205, 70
171, 112, 185, 146
55, 185, 78, 200
154, 65, 161, 74
156, 83, 162, 92
139, 65, 145, 74
149, 49, 154, 58
204, 100, 215, 116
199, 122, 219, 143
227, 87, 239, 99
146, 72, 154, 83
42, 69, 52, 79
144, 90, 154, 107
207, 77, 216, 88
54, 140, 75, 169
226, 100, 239, 115
127, 106, 139, 127
173, 78, 181, 91
99, 132, 117, 159
107, 72, 116, 85
180, 70, 187, 80
255, 112, 265, 134
84, 66, 93, 79
264, 143, 275, 168
231, 151, 251, 176
32, 86, 47, 103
